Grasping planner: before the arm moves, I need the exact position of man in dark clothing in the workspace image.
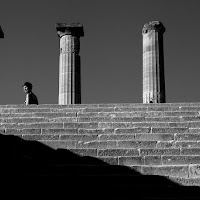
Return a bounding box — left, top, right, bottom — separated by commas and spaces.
23, 82, 38, 105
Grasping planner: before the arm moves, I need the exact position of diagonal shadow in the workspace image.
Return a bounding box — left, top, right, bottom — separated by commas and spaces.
0, 133, 199, 199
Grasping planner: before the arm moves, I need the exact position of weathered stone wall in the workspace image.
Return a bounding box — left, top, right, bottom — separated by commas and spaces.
1, 103, 200, 186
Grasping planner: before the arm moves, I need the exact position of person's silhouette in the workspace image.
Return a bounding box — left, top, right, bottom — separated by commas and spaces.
22, 82, 38, 105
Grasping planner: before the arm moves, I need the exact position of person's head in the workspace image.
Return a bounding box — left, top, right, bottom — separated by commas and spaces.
23, 82, 32, 93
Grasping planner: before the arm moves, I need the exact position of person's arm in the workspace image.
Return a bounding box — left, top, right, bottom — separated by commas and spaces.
25, 94, 29, 105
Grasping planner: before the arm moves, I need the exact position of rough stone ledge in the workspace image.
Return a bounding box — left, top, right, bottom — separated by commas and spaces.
1, 102, 200, 108
141, 165, 189, 178
168, 177, 200, 186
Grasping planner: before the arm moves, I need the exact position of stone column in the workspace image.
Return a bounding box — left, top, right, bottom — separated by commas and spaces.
142, 21, 166, 103
56, 23, 84, 105
0, 26, 4, 38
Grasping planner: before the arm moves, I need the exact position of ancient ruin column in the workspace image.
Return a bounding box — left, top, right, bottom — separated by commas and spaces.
0, 26, 4, 38
56, 23, 84, 105
142, 21, 166, 103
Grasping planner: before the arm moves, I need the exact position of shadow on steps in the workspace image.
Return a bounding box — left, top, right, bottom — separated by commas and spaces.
0, 134, 199, 199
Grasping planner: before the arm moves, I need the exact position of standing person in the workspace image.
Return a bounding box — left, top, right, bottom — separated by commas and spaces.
22, 82, 39, 105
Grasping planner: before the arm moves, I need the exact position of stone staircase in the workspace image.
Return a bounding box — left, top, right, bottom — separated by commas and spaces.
1, 103, 200, 199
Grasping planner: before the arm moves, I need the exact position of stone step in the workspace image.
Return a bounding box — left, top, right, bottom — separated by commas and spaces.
1, 103, 200, 192
1, 102, 200, 108
1, 116, 200, 124
0, 112, 77, 118
77, 111, 200, 117
0, 111, 199, 118
4, 127, 200, 135
2, 121, 200, 129
1, 103, 200, 113
169, 177, 200, 186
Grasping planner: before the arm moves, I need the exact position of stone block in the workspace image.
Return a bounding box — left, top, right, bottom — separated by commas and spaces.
145, 111, 164, 117
41, 140, 77, 149
34, 112, 77, 118
169, 177, 200, 186
100, 157, 118, 165
78, 128, 114, 135
49, 117, 77, 122
115, 127, 151, 134
113, 112, 147, 117
77, 112, 98, 117
68, 148, 97, 157
97, 122, 112, 129
135, 133, 174, 141
162, 156, 200, 165
169, 122, 200, 128
117, 141, 157, 149
132, 122, 170, 128
50, 108, 83, 113
114, 107, 148, 112
0, 117, 49, 123
180, 106, 200, 111
42, 128, 78, 134
181, 116, 200, 121
164, 111, 199, 117
83, 107, 115, 113
99, 122, 133, 129
175, 141, 200, 148
22, 134, 59, 140
157, 141, 175, 148
76, 141, 117, 149
116, 122, 169, 128
13, 108, 51, 113
130, 165, 142, 173
118, 156, 144, 166
152, 127, 188, 133
0, 108, 19, 113
77, 117, 111, 122
140, 148, 180, 156
145, 117, 180, 122
175, 133, 200, 141
181, 148, 200, 155
147, 106, 179, 111
113, 117, 146, 122
188, 128, 200, 133
144, 156, 162, 165
0, 113, 33, 117
0, 122, 64, 129
98, 134, 135, 141
142, 166, 189, 178
189, 165, 200, 178
98, 149, 139, 157
6, 128, 41, 135
60, 134, 98, 142
64, 122, 98, 129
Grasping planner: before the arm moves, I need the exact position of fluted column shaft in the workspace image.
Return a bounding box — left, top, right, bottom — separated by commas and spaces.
0, 26, 4, 38
142, 21, 165, 103
56, 23, 84, 105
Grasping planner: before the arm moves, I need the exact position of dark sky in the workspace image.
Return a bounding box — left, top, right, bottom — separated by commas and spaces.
1, 0, 200, 105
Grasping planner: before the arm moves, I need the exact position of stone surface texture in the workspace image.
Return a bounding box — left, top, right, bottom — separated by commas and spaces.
1, 103, 200, 186
142, 21, 166, 103
56, 23, 84, 105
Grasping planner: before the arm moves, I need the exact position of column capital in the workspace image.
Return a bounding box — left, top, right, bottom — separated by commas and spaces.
142, 21, 165, 35
56, 23, 84, 38
0, 26, 4, 38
